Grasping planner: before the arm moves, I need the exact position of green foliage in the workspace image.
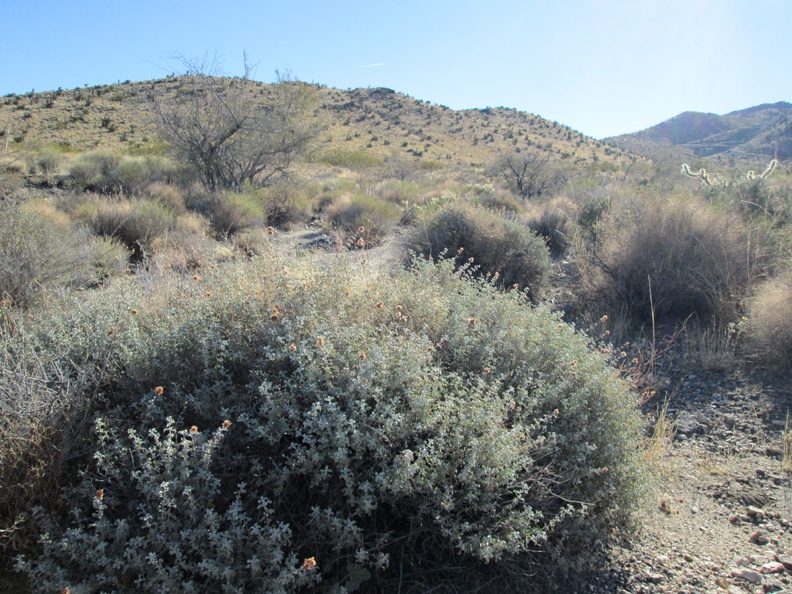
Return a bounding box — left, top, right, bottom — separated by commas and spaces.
408, 201, 551, 300
11, 255, 643, 592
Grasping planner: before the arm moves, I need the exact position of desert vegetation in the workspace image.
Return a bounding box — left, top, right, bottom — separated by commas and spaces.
1, 73, 791, 592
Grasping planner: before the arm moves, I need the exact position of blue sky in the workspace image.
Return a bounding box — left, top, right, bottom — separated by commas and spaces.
3, 0, 790, 138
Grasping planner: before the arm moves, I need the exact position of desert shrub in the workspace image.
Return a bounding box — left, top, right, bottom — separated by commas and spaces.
0, 201, 128, 307
526, 198, 574, 256
68, 151, 122, 193
320, 149, 382, 169
68, 152, 181, 194
328, 194, 402, 247
186, 190, 265, 237
744, 274, 792, 370
0, 165, 24, 198
376, 179, 424, 205
87, 198, 176, 258
144, 181, 187, 214
12, 255, 643, 592
261, 187, 308, 229
466, 183, 524, 214
407, 201, 551, 300
579, 195, 758, 324
576, 194, 611, 231
26, 149, 62, 182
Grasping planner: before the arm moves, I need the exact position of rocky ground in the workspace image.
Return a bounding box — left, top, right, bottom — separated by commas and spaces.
598, 367, 792, 594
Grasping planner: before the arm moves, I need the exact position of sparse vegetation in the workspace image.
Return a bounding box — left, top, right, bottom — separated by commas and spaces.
2, 75, 792, 593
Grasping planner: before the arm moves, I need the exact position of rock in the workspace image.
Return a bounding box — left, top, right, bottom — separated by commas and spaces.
643, 572, 664, 584
748, 505, 766, 519
676, 410, 700, 435
775, 554, 792, 571
731, 567, 762, 583
760, 561, 786, 574
731, 514, 753, 524
656, 554, 671, 566
751, 531, 771, 545
763, 578, 785, 592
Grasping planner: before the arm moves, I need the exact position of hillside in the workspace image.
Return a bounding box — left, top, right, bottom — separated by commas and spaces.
0, 76, 631, 171
605, 101, 792, 162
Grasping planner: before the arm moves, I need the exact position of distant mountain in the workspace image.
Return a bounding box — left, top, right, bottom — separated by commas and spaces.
605, 101, 792, 161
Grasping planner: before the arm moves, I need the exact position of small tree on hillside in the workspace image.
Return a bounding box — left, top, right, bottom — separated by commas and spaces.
489, 150, 560, 199
151, 60, 317, 191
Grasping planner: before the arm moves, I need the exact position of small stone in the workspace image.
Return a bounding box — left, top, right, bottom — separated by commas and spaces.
676, 410, 700, 435
684, 553, 695, 562
748, 506, 766, 519
760, 561, 786, 574
751, 531, 770, 545
763, 578, 785, 592
731, 514, 752, 524
644, 572, 664, 584
775, 554, 792, 571
656, 554, 671, 566
731, 567, 762, 583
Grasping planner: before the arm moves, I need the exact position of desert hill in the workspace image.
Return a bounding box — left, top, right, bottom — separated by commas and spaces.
0, 76, 631, 171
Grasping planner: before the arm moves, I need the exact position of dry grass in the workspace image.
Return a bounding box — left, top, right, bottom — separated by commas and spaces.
579, 194, 758, 325
745, 273, 792, 370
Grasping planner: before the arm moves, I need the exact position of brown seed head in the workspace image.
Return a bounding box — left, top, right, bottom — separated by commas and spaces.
189, 425, 198, 434
155, 386, 164, 395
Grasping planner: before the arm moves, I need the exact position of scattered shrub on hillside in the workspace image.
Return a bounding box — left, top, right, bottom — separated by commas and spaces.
578, 195, 758, 324
408, 201, 551, 300
744, 274, 792, 370
11, 255, 643, 592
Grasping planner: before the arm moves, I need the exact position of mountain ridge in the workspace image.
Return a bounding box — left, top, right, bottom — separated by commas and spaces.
605, 101, 792, 161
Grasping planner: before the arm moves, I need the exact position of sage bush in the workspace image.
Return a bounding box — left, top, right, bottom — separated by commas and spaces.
11, 251, 643, 592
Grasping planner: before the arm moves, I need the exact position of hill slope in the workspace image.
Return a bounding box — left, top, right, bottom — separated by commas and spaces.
605, 101, 792, 161
0, 76, 631, 171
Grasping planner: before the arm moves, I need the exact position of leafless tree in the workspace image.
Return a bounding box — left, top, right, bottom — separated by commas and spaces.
150, 58, 317, 191
489, 151, 561, 199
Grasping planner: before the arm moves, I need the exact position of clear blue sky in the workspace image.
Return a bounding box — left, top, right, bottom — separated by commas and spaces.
3, 0, 790, 138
